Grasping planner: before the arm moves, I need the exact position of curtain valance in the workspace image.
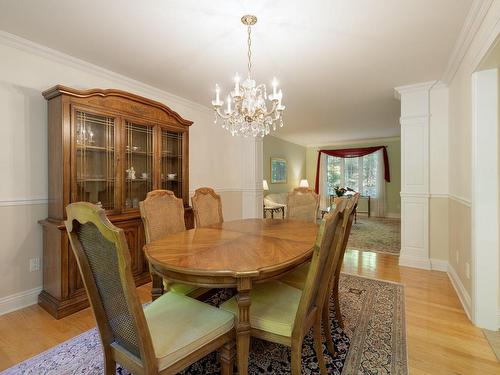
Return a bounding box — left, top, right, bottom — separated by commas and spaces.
314, 146, 390, 193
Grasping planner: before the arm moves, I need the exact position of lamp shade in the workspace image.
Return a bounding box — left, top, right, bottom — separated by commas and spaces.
263, 179, 269, 191
299, 179, 309, 188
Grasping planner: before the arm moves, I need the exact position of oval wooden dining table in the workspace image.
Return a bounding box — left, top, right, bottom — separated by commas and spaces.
144, 218, 318, 375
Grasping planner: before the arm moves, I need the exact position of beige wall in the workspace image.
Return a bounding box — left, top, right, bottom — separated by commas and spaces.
448, 198, 472, 294
446, 1, 500, 302
219, 191, 243, 222
429, 197, 449, 261
0, 36, 259, 306
306, 138, 401, 216
263, 136, 306, 194
0, 204, 47, 298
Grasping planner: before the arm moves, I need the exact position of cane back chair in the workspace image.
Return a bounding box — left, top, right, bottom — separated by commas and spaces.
220, 208, 345, 375
65, 202, 235, 375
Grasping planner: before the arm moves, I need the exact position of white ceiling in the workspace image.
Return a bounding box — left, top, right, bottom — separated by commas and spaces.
0, 0, 472, 146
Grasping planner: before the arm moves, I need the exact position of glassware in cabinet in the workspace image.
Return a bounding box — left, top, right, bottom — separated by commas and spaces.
75, 111, 115, 210
124, 121, 154, 209
160, 129, 183, 198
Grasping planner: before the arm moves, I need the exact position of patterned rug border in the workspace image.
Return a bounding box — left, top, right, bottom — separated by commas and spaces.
348, 216, 401, 256
347, 247, 400, 257
341, 272, 405, 287
341, 273, 408, 375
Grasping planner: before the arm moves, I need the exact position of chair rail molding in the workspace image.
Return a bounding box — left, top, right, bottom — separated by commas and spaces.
394, 82, 436, 270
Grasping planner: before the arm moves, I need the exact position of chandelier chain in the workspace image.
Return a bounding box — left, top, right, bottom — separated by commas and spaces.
247, 25, 252, 78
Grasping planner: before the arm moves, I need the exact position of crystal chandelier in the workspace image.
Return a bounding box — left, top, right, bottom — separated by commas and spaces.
211, 15, 285, 137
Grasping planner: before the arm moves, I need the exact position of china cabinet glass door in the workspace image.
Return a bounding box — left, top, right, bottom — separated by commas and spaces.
160, 129, 183, 198
75, 111, 116, 210
124, 121, 154, 210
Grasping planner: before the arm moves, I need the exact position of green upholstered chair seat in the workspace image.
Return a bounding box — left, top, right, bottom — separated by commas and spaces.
144, 292, 234, 370
220, 280, 302, 337
280, 262, 310, 290
163, 279, 200, 295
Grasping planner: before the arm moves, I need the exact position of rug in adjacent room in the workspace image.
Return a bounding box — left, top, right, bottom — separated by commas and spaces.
2, 274, 407, 375
348, 217, 401, 256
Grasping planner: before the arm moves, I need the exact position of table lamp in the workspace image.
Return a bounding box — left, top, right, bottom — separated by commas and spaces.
299, 179, 309, 188
263, 180, 269, 191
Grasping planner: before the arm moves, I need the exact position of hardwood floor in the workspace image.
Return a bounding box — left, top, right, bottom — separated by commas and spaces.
343, 250, 500, 374
0, 249, 499, 374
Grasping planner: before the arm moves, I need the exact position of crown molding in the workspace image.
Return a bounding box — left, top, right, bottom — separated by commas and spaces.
441, 0, 494, 83
306, 136, 401, 149
393, 80, 438, 100
0, 31, 211, 114
432, 80, 448, 90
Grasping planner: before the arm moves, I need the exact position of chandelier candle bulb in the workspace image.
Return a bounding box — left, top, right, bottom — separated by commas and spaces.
272, 77, 278, 97
226, 96, 231, 114
212, 84, 222, 107
234, 73, 240, 96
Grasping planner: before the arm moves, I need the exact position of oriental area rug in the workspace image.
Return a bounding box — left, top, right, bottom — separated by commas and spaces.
348, 217, 401, 256
2, 274, 407, 375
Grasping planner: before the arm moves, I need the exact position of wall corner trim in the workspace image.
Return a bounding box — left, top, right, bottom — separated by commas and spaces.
441, 0, 494, 83
399, 255, 431, 270
430, 259, 449, 272
447, 264, 472, 321
449, 194, 472, 207
394, 81, 438, 100
0, 286, 42, 316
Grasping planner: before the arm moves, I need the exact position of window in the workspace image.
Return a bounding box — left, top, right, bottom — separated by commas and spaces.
326, 153, 379, 196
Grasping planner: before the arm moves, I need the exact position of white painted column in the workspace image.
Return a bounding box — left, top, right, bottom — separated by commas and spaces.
471, 69, 499, 330
395, 82, 435, 270
241, 137, 263, 218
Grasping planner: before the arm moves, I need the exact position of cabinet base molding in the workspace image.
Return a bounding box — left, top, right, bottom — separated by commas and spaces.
38, 290, 89, 320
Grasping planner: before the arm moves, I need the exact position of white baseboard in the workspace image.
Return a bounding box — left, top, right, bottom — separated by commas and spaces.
430, 258, 448, 272
385, 212, 401, 219
0, 286, 42, 316
399, 254, 431, 270
447, 264, 472, 321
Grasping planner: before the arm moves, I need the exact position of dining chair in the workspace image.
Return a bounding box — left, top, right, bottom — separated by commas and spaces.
140, 190, 205, 298
279, 199, 348, 292
279, 193, 359, 355
220, 209, 345, 375
330, 196, 344, 208
191, 187, 224, 227
286, 188, 319, 223
330, 193, 359, 330
65, 202, 235, 375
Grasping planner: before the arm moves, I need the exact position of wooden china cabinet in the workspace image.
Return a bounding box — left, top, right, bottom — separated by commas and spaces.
39, 85, 193, 318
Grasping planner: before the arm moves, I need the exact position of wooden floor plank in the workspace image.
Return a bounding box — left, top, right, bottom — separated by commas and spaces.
0, 249, 499, 374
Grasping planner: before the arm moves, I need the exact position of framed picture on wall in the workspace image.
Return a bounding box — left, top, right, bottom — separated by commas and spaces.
271, 157, 287, 183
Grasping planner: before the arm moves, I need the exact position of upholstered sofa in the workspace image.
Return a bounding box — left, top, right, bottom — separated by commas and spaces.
264, 193, 288, 218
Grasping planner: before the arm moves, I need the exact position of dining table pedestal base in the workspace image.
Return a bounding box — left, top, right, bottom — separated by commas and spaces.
236, 277, 252, 375
151, 273, 164, 301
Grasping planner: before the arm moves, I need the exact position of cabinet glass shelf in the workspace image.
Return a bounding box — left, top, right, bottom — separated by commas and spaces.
75, 111, 115, 209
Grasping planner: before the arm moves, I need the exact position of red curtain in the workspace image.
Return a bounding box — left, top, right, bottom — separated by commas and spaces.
314, 146, 390, 193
